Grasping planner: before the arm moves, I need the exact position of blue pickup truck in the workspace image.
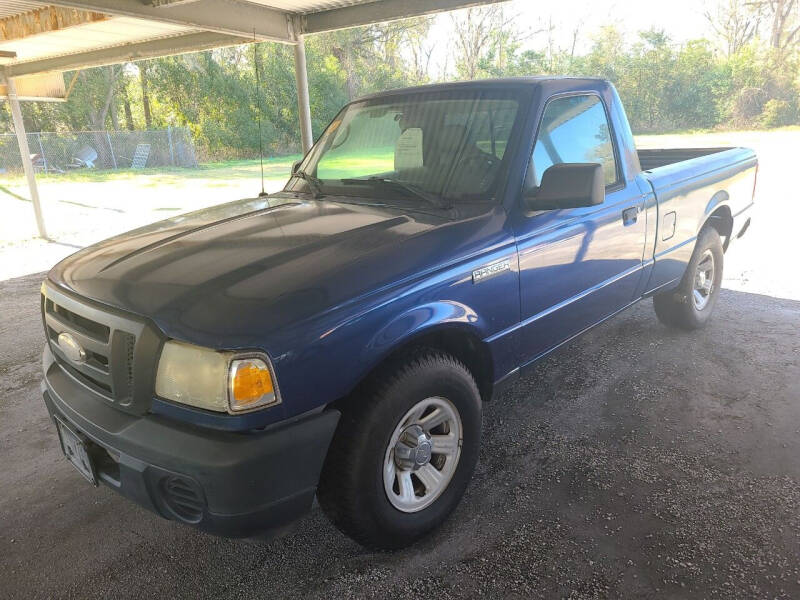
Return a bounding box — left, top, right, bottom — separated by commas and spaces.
41, 77, 756, 549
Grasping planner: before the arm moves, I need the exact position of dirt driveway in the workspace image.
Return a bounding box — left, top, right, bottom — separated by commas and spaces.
2, 272, 800, 598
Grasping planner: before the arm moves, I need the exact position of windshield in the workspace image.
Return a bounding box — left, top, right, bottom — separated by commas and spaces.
286, 89, 523, 206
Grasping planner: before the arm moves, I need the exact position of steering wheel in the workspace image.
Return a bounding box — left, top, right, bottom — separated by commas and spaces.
458, 152, 501, 188
463, 151, 499, 171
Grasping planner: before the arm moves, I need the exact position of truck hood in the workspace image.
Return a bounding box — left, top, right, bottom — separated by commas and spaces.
49, 194, 450, 347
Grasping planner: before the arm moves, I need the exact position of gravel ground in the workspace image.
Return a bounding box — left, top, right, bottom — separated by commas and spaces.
2, 129, 799, 598
2, 267, 799, 599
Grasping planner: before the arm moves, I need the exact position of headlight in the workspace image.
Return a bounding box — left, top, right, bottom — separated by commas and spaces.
155, 341, 279, 413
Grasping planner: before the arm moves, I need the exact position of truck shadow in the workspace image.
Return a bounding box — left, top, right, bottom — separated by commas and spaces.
219, 288, 800, 598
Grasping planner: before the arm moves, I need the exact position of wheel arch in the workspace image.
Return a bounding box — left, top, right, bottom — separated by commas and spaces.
701, 192, 734, 251
352, 321, 495, 404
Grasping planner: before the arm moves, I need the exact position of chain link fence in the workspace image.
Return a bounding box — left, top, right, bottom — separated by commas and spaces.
0, 127, 198, 174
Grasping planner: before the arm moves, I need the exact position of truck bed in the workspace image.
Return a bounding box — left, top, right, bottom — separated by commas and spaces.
638, 145, 757, 294
637, 147, 735, 171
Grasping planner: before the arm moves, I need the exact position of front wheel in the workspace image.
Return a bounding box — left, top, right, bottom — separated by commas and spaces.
317, 351, 481, 550
653, 226, 724, 330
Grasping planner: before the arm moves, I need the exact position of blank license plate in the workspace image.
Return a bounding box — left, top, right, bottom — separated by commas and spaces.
55, 418, 97, 485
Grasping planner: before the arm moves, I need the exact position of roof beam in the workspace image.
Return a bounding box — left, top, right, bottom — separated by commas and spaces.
0, 6, 109, 42
4, 30, 248, 76
48, 0, 293, 42
302, 0, 508, 34
145, 0, 202, 6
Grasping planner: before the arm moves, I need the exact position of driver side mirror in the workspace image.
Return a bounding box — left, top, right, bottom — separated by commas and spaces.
524, 163, 605, 211
291, 160, 301, 175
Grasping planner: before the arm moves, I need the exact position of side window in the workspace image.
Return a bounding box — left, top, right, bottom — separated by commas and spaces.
532, 95, 618, 187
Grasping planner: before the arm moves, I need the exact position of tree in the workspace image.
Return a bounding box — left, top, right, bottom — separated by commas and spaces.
629, 29, 676, 130
670, 40, 722, 127
62, 66, 122, 131
5, 8, 800, 156
450, 6, 507, 79
748, 0, 800, 50
402, 17, 435, 83
450, 5, 545, 80
705, 0, 761, 55
139, 62, 153, 129
582, 26, 627, 83
121, 75, 135, 131
319, 20, 426, 101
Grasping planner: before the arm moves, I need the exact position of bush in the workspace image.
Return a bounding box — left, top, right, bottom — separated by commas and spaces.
760, 98, 797, 128
729, 86, 768, 127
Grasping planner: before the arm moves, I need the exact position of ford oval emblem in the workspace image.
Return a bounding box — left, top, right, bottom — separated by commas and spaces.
57, 332, 87, 364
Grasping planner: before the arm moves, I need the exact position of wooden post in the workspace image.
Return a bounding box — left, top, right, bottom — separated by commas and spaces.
3, 73, 47, 238
293, 35, 313, 154
167, 125, 175, 166
106, 131, 117, 168
36, 132, 47, 174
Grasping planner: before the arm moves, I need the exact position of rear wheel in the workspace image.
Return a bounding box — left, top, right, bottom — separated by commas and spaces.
653, 226, 723, 330
317, 350, 481, 550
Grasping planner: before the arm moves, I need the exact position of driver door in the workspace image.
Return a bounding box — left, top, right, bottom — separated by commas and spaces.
514, 93, 647, 365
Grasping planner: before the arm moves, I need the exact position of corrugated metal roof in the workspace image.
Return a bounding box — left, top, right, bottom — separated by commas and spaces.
0, 0, 371, 71
0, 16, 194, 62
0, 0, 495, 76
248, 0, 380, 12
0, 0, 40, 20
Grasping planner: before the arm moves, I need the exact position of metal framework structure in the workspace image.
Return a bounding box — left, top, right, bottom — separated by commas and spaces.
0, 0, 506, 238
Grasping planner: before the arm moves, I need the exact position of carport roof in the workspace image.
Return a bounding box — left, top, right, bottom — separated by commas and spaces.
0, 0, 505, 77
1, 0, 509, 240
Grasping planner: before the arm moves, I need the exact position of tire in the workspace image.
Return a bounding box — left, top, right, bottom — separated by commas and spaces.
653, 226, 723, 330
317, 350, 482, 550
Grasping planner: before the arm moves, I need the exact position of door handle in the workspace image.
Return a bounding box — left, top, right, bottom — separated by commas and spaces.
622, 207, 639, 226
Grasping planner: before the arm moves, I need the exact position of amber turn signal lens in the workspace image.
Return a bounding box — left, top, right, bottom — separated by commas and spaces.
233, 363, 273, 402
228, 358, 277, 411
230, 358, 277, 411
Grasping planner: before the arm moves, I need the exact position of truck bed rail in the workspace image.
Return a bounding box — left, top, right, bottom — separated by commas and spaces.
638, 147, 734, 171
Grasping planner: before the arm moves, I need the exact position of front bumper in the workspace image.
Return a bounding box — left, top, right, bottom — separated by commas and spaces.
42, 346, 340, 537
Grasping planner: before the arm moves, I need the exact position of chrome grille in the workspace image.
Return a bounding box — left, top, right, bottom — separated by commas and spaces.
120, 331, 136, 398
45, 297, 119, 396
42, 284, 160, 415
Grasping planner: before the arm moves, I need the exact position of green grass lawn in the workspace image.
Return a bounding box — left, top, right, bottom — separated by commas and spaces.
0, 149, 399, 192
0, 155, 303, 187
3, 124, 798, 191
317, 147, 395, 179
1, 126, 794, 213
0, 150, 409, 216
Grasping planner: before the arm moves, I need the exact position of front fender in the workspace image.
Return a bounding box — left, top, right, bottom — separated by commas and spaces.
364, 300, 487, 361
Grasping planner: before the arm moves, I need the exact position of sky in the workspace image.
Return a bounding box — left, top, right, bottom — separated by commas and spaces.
427, 0, 714, 76
506, 0, 710, 49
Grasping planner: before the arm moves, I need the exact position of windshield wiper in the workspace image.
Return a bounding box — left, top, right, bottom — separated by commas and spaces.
340, 177, 449, 210
292, 169, 324, 198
